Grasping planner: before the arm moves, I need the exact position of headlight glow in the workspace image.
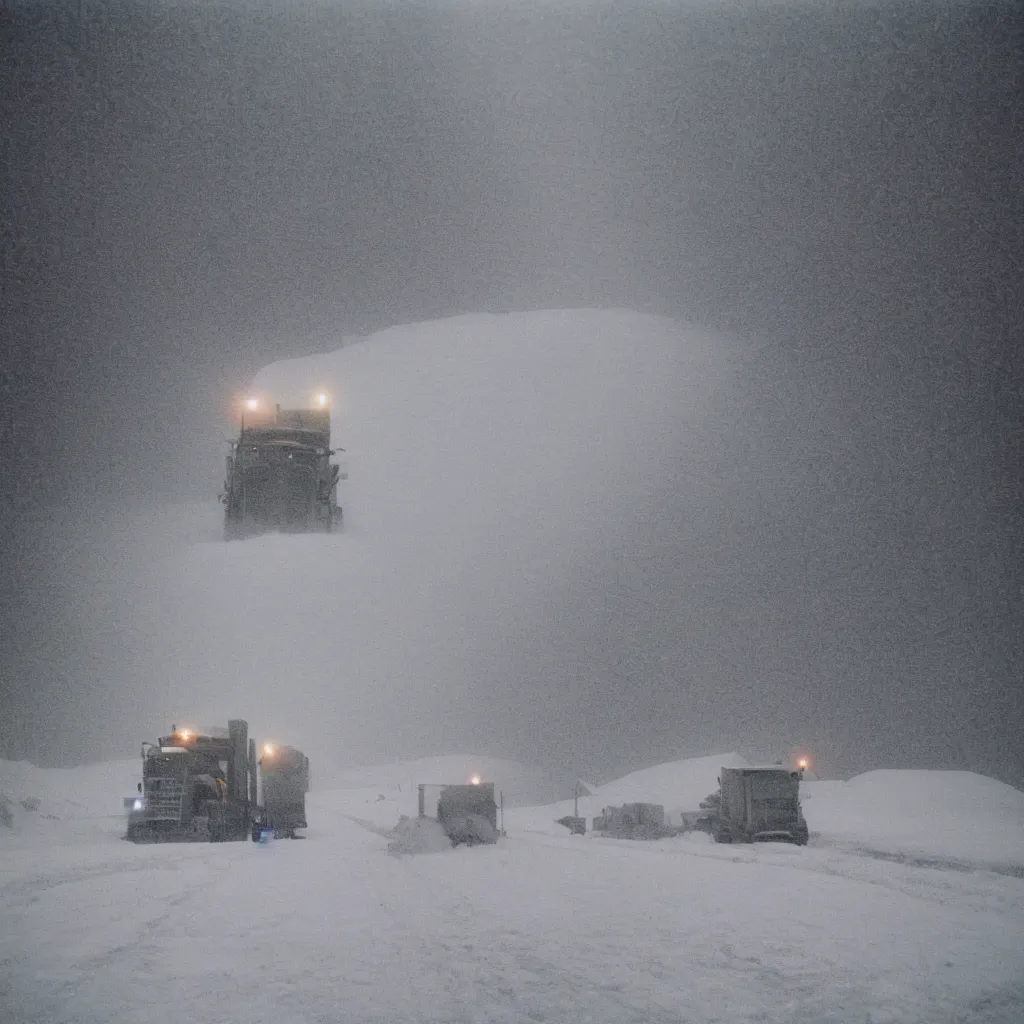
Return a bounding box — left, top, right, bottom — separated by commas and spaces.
469, 774, 482, 786
263, 743, 275, 757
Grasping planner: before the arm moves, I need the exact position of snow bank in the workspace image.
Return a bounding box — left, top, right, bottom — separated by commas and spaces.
386, 815, 454, 856
803, 769, 1024, 870
507, 752, 749, 834
0, 757, 139, 848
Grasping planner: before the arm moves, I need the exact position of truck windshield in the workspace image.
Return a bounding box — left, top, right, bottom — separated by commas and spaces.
749, 773, 796, 801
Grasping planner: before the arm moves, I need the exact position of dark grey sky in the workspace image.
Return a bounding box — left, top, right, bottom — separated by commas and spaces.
2, 0, 1021, 785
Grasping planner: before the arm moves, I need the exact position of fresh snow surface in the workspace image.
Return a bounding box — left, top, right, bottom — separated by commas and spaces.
3, 754, 1023, 1024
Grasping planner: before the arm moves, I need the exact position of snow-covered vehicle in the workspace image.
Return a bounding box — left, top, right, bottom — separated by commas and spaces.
222, 398, 343, 541
706, 766, 809, 845
432, 781, 499, 846
126, 721, 255, 843
592, 802, 678, 840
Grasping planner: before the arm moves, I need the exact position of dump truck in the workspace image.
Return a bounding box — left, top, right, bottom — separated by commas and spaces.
126, 721, 255, 842
222, 398, 343, 541
254, 743, 309, 839
418, 780, 499, 846
705, 765, 809, 845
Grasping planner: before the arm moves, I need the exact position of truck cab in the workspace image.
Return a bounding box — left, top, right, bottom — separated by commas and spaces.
126, 721, 254, 843
223, 402, 343, 541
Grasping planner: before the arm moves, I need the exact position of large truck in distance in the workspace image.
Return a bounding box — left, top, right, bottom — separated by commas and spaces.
418, 779, 499, 846
223, 397, 343, 541
255, 743, 309, 839
706, 765, 809, 845
126, 721, 255, 843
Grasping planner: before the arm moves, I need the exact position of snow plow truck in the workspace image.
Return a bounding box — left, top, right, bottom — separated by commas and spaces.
126, 721, 256, 843
703, 765, 809, 845
126, 722, 311, 843
430, 781, 499, 846
222, 397, 343, 541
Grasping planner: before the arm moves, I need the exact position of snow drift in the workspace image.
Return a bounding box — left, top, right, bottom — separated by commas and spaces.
94, 309, 739, 775
802, 769, 1024, 869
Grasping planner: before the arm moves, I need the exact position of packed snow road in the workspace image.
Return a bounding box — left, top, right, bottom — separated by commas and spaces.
2, 803, 1022, 1024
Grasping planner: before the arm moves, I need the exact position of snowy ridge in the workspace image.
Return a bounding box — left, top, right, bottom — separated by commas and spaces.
109, 309, 737, 775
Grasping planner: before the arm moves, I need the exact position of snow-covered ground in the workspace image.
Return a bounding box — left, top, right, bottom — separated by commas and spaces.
2, 753, 1022, 1024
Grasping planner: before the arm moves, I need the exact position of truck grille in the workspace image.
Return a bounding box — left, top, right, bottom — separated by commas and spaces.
143, 777, 186, 821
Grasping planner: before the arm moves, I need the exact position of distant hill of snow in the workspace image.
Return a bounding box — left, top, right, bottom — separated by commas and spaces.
506, 752, 750, 833
122, 308, 738, 776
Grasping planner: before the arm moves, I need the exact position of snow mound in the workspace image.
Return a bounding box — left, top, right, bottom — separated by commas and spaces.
0, 758, 139, 822
0, 758, 140, 846
589, 752, 749, 812
387, 815, 454, 856
508, 752, 749, 834
804, 769, 1024, 869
